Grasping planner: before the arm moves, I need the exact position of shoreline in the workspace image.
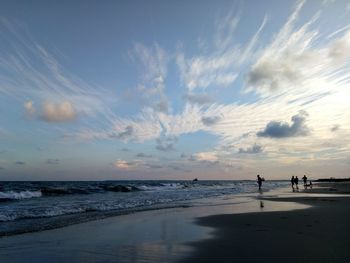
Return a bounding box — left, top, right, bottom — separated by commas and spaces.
0, 184, 349, 262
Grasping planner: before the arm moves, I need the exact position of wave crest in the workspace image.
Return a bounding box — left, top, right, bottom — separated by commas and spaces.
0, 190, 42, 201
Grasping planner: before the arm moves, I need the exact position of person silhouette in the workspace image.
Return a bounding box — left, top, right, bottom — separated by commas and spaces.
302, 175, 307, 188
291, 176, 295, 190
295, 176, 299, 190
257, 174, 263, 190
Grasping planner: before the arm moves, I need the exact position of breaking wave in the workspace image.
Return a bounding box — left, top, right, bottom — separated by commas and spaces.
0, 190, 42, 201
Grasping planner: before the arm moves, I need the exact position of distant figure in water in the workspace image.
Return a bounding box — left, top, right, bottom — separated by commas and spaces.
302, 175, 307, 187
295, 176, 299, 190
257, 174, 263, 190
291, 176, 295, 190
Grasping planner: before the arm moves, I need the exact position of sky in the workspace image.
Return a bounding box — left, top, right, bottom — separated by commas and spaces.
0, 0, 350, 181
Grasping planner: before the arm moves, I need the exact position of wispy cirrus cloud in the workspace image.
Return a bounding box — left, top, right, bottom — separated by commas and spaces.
0, 17, 117, 127
176, 12, 267, 93
246, 1, 350, 98
129, 43, 170, 113
1, 0, 350, 176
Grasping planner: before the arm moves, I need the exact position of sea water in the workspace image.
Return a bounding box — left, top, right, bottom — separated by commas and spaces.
0, 180, 288, 236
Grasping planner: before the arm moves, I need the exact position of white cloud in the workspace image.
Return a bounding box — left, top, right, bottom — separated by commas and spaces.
41, 101, 76, 122
113, 160, 140, 170
193, 151, 218, 162
113, 160, 131, 169
24, 100, 35, 117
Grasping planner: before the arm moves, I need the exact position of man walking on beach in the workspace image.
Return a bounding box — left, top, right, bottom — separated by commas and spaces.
295, 176, 299, 190
302, 175, 307, 187
257, 174, 263, 191
291, 176, 295, 190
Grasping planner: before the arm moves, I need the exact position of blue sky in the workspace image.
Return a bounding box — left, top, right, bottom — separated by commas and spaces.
1, 0, 350, 180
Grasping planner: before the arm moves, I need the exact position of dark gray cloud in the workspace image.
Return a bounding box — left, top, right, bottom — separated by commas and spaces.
147, 164, 163, 169
180, 153, 187, 158
0, 166, 4, 170
202, 160, 220, 167
246, 56, 302, 94
118, 126, 134, 139
15, 161, 25, 165
46, 159, 60, 164
183, 93, 213, 105
201, 116, 221, 126
120, 148, 131, 152
220, 144, 235, 151
154, 99, 169, 114
188, 155, 197, 161
331, 124, 340, 132
187, 155, 219, 166
168, 164, 191, 172
238, 144, 263, 154
136, 153, 153, 158
257, 111, 309, 138
110, 126, 134, 140
36, 147, 47, 152
299, 92, 331, 106
156, 137, 177, 151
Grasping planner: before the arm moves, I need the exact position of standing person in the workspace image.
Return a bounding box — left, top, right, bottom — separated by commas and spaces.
291, 176, 295, 190
302, 175, 307, 187
295, 176, 299, 190
257, 174, 263, 191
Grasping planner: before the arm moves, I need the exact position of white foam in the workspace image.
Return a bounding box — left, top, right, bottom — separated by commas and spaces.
0, 190, 42, 200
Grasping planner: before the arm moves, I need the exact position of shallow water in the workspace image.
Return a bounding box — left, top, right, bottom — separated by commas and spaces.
0, 180, 289, 236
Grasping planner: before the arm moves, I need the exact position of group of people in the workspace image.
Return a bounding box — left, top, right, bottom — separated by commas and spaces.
291, 175, 312, 190
256, 174, 312, 192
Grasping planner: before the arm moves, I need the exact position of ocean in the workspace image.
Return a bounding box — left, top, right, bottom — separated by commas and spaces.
0, 180, 288, 236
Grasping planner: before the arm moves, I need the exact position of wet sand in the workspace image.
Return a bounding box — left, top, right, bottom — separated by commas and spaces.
181, 183, 350, 263
0, 184, 349, 262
